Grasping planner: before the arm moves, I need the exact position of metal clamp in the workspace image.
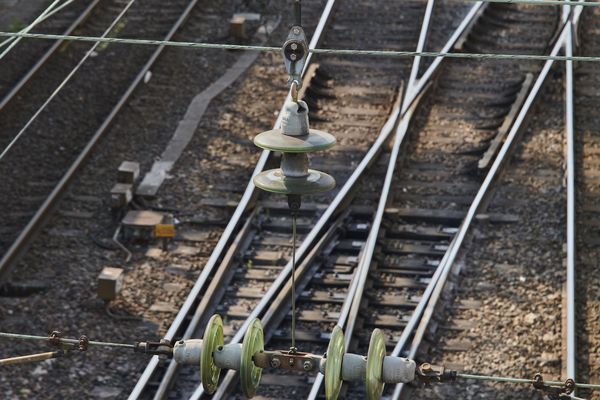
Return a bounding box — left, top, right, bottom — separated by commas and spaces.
253, 349, 321, 373
415, 363, 457, 383
532, 373, 576, 400
282, 26, 308, 86
133, 339, 173, 358
78, 335, 89, 352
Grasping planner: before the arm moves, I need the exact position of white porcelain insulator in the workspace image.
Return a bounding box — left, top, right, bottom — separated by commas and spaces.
341, 353, 367, 381
214, 343, 242, 371
173, 339, 203, 365
382, 356, 416, 383
281, 100, 310, 136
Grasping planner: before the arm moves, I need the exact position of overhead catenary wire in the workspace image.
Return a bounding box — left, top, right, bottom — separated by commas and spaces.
461, 0, 598, 6
0, 0, 78, 49
456, 373, 600, 391
3, 31, 600, 62
1, 329, 600, 393
0, 332, 134, 349
0, 0, 137, 162
0, 0, 64, 59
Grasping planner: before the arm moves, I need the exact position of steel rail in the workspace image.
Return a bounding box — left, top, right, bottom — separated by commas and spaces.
150, 209, 258, 400
127, 1, 340, 398
212, 214, 346, 400
0, 0, 207, 283
565, 20, 576, 391
390, 19, 571, 400
306, 2, 486, 396
0, 0, 102, 112
563, 1, 586, 394
204, 87, 405, 400
305, 93, 416, 400
0, 0, 140, 283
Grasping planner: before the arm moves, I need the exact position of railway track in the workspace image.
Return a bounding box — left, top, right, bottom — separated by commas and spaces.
0, 0, 297, 397
0, 0, 100, 109
574, 7, 600, 400
405, 4, 600, 400
0, 0, 247, 284
126, 0, 420, 396
125, 1, 572, 400
1, 1, 597, 400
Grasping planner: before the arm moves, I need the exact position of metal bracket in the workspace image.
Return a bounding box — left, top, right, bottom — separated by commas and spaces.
282, 26, 308, 86
415, 363, 457, 383
253, 350, 321, 373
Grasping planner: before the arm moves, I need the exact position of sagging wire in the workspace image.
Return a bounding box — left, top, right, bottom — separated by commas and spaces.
0, 0, 138, 163
0, 0, 78, 50
5, 30, 600, 63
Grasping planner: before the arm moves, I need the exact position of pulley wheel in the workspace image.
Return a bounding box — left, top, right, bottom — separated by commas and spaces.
325, 326, 345, 400
254, 129, 336, 153
201, 314, 224, 394
365, 329, 386, 400
240, 318, 264, 398
253, 168, 335, 195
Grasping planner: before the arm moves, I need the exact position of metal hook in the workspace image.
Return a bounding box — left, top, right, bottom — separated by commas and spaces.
291, 80, 299, 102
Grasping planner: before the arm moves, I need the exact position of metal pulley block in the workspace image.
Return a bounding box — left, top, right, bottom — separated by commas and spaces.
253, 100, 336, 197
282, 26, 308, 85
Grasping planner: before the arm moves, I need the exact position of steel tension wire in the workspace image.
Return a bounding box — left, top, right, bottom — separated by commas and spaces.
291, 211, 298, 352
0, 331, 135, 349
294, 0, 302, 26
455, 372, 600, 391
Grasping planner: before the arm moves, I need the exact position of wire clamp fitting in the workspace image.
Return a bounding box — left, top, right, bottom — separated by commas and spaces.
415, 363, 457, 383
133, 339, 173, 358
282, 26, 308, 87
78, 335, 89, 352
532, 373, 576, 400
253, 349, 319, 373
49, 331, 61, 347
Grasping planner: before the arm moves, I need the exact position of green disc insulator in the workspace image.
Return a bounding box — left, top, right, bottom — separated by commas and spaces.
365, 329, 386, 400
253, 168, 335, 195
240, 318, 264, 398
201, 314, 224, 394
254, 129, 336, 153
325, 326, 345, 400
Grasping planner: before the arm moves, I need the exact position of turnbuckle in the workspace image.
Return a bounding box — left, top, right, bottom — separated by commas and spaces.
532, 373, 576, 400
415, 363, 457, 383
